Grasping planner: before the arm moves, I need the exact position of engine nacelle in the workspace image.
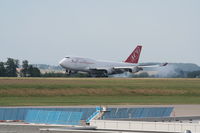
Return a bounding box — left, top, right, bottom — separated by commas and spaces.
130, 67, 143, 73
107, 68, 114, 74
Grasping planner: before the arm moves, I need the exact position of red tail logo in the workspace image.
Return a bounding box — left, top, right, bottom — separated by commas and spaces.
125, 45, 142, 64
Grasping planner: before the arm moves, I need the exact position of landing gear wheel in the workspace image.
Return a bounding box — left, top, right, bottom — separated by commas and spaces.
65, 70, 72, 75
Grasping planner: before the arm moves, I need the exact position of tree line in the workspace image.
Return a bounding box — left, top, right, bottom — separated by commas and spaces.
1, 58, 200, 78
0, 58, 41, 77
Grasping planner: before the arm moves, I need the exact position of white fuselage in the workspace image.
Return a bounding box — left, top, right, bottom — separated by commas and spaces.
59, 56, 137, 75
59, 46, 166, 77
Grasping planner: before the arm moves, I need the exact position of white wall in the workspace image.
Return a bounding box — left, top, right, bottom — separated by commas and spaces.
91, 120, 200, 133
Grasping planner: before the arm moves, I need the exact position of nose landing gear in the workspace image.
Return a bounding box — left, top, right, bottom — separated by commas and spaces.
66, 69, 72, 75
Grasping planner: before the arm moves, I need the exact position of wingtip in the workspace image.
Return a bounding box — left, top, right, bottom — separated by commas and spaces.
162, 63, 168, 66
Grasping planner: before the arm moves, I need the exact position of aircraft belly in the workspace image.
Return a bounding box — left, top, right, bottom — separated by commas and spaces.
70, 64, 90, 72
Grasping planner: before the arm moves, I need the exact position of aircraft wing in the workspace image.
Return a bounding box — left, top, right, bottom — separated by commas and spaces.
89, 67, 132, 74
89, 67, 109, 71
113, 63, 167, 69
90, 66, 141, 74
114, 63, 168, 72
137, 62, 168, 67
137, 62, 168, 71
89, 63, 168, 74
89, 67, 111, 73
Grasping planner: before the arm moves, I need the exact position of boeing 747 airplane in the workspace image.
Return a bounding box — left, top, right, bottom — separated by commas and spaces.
59, 45, 167, 77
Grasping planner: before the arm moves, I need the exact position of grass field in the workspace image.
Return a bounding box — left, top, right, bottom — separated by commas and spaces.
0, 78, 200, 106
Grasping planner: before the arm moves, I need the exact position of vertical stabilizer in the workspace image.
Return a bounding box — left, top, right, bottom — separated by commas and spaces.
125, 45, 142, 64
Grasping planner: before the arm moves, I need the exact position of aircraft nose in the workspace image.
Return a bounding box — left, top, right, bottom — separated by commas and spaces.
59, 58, 66, 67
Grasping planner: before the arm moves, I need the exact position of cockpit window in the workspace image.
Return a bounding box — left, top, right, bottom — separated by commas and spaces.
65, 57, 70, 58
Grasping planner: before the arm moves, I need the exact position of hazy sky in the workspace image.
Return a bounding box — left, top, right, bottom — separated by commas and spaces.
1, 0, 200, 65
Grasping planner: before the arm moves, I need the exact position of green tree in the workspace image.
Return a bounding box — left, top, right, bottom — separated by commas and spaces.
21, 60, 29, 77
187, 71, 200, 78
5, 58, 19, 77
31, 67, 41, 77
28, 65, 41, 77
27, 65, 33, 77
0, 62, 6, 77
